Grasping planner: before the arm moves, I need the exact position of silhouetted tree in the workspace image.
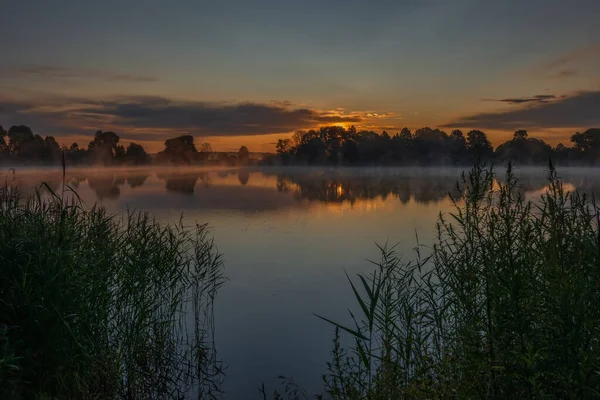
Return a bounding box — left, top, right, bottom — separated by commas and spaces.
156, 135, 198, 164
43, 136, 61, 162
466, 130, 493, 161
571, 128, 600, 164
65, 142, 87, 165
238, 145, 249, 165
88, 130, 121, 165
495, 130, 552, 164
514, 130, 528, 140
449, 129, 468, 164
7, 122, 600, 167
413, 127, 450, 165
0, 126, 7, 156
8, 125, 34, 155
124, 143, 150, 165
8, 126, 41, 160
553, 142, 574, 164
390, 128, 413, 164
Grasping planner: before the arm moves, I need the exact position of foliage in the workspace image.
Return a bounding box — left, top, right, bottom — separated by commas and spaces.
0, 179, 225, 398
88, 130, 124, 165
495, 130, 552, 165
156, 135, 199, 165
316, 162, 600, 399
4, 123, 600, 167
271, 126, 490, 166
270, 126, 600, 166
124, 142, 151, 165
569, 128, 600, 164
0, 125, 256, 167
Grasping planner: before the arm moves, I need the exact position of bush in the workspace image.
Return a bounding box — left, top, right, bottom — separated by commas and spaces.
0, 181, 225, 398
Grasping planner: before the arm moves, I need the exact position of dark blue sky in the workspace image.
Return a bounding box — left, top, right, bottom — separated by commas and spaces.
2, 0, 600, 151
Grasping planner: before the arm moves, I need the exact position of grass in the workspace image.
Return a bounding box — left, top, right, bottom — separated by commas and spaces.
0, 176, 225, 398
313, 162, 600, 399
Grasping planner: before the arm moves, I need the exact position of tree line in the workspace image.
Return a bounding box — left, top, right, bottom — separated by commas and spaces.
271, 126, 600, 166
0, 125, 252, 166
3, 124, 600, 166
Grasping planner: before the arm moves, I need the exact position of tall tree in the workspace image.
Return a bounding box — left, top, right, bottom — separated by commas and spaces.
8, 125, 35, 156
124, 143, 150, 165
449, 129, 468, 164
88, 130, 121, 165
238, 146, 250, 164
570, 128, 600, 163
0, 126, 7, 154
514, 130, 528, 140
466, 130, 493, 160
571, 128, 600, 152
157, 135, 198, 164
44, 136, 61, 161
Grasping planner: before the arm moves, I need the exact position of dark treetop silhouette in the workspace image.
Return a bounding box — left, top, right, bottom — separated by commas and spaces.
0, 126, 254, 167
1, 124, 600, 166
270, 125, 600, 166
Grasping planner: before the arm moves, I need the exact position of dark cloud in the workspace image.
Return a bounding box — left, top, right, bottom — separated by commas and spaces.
444, 90, 600, 130
485, 94, 557, 105
0, 65, 157, 83
0, 95, 364, 137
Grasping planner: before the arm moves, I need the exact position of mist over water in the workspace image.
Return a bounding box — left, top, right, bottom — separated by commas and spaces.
4, 165, 600, 398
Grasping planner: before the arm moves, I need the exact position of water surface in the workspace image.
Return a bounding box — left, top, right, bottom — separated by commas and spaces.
4, 166, 599, 398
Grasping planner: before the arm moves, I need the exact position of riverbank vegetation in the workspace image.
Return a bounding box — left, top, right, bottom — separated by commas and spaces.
313, 162, 600, 399
0, 180, 225, 398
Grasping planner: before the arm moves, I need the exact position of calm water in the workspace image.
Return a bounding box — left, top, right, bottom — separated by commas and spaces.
4, 165, 600, 398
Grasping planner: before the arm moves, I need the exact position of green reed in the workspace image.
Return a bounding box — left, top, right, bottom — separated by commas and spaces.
0, 179, 225, 399
317, 162, 600, 399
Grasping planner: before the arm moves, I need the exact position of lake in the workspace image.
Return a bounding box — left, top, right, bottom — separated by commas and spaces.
3, 165, 600, 398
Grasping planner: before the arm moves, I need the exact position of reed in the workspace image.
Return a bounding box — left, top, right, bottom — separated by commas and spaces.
0, 178, 225, 399
317, 162, 600, 399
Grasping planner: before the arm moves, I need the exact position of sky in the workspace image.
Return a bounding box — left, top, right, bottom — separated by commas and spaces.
1, 0, 600, 152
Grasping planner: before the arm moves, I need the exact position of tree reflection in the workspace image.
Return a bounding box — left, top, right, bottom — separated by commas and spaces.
127, 173, 149, 189
274, 173, 456, 205
270, 170, 581, 205
238, 169, 250, 186
87, 174, 121, 200
84, 172, 149, 198
156, 172, 199, 194
6, 168, 600, 208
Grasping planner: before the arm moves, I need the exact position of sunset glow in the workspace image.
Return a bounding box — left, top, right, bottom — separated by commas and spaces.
1, 1, 599, 152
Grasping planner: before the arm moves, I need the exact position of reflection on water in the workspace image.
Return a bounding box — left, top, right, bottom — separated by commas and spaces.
6, 166, 600, 208
3, 166, 600, 398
